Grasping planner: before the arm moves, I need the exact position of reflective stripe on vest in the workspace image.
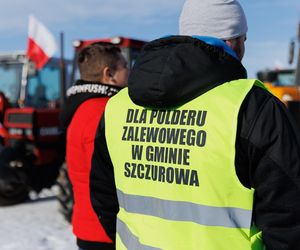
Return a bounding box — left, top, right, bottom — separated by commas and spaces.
117, 188, 252, 229
105, 79, 266, 250
117, 218, 160, 250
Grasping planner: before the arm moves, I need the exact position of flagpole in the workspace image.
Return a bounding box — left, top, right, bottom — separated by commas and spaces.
19, 57, 29, 107
295, 21, 300, 86
60, 32, 66, 107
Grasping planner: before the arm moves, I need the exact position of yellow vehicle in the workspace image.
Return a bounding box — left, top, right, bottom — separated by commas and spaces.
257, 69, 300, 105
257, 21, 300, 127
257, 69, 300, 127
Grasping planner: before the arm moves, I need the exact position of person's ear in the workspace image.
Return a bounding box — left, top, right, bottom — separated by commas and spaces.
224, 39, 234, 50
224, 37, 244, 61
102, 66, 114, 84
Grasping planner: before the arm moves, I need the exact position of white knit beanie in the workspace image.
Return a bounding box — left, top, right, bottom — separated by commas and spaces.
179, 0, 248, 40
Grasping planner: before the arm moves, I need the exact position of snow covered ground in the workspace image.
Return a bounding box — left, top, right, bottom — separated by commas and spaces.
0, 187, 77, 250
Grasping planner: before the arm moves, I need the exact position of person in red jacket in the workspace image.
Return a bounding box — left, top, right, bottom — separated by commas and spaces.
60, 42, 129, 250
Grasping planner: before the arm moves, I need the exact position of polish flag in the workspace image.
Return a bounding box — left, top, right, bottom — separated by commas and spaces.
26, 15, 57, 70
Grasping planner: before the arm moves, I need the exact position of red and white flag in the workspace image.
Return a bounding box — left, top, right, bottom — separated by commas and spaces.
26, 15, 57, 70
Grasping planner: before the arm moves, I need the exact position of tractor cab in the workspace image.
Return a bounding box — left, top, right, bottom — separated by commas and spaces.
257, 69, 299, 104
0, 52, 71, 109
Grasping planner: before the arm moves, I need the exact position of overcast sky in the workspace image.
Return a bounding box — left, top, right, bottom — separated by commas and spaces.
0, 0, 299, 78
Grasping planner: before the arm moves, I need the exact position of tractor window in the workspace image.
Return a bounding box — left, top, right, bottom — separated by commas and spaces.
0, 63, 22, 106
257, 70, 296, 87
277, 71, 295, 86
26, 65, 60, 108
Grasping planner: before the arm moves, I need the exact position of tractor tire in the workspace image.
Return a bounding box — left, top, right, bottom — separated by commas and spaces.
0, 179, 29, 206
0, 147, 30, 206
56, 163, 73, 223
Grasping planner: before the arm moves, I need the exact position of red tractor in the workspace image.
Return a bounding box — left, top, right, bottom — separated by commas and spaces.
0, 52, 72, 205
0, 37, 146, 208
56, 36, 147, 221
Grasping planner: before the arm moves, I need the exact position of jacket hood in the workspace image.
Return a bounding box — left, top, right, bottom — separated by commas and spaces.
128, 36, 247, 108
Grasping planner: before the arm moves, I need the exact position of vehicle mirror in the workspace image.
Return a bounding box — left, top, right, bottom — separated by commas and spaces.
288, 40, 295, 65
298, 22, 300, 42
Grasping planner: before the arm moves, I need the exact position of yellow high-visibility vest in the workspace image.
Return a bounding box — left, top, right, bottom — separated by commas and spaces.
105, 79, 266, 250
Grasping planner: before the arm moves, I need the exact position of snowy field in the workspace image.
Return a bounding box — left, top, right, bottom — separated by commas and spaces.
0, 187, 77, 250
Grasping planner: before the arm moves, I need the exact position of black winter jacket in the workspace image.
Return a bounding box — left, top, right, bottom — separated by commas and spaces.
90, 36, 300, 249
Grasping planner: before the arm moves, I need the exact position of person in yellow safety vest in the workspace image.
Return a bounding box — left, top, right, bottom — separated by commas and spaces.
90, 0, 300, 249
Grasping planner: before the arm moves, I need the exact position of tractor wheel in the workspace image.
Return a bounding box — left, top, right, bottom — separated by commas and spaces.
56, 163, 73, 223
0, 179, 29, 206
0, 147, 30, 206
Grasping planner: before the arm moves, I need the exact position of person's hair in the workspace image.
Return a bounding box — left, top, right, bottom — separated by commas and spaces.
77, 42, 122, 82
